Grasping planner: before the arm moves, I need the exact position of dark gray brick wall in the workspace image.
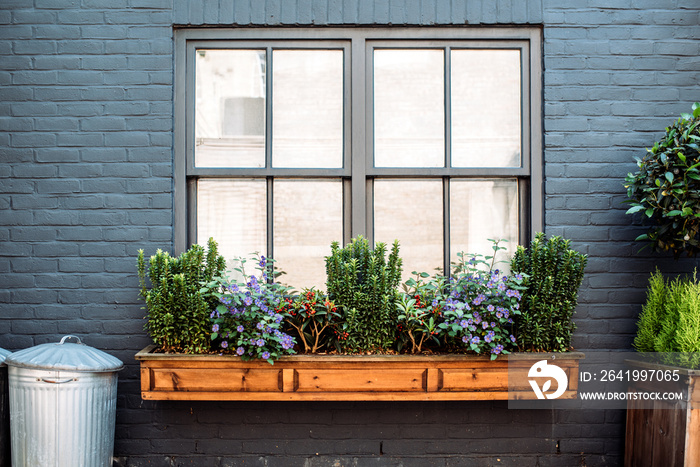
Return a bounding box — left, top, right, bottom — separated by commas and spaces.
1, 0, 699, 465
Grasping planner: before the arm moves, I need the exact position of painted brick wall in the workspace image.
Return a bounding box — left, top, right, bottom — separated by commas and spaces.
1, 0, 699, 465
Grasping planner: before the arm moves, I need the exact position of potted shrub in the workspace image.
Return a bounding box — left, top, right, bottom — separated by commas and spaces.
625, 270, 700, 467
510, 232, 588, 353
137, 238, 225, 354
624, 103, 700, 258
136, 236, 584, 401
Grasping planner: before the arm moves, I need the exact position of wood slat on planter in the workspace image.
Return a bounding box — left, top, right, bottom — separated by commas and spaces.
136, 346, 584, 401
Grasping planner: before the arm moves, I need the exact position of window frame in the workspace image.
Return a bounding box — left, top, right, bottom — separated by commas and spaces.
174, 27, 543, 275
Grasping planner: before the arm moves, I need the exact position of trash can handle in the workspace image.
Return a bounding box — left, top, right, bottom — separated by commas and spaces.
40, 377, 77, 384
59, 335, 83, 345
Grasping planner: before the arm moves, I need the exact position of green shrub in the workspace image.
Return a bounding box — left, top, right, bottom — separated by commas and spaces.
624, 102, 700, 258
325, 236, 402, 353
635, 270, 700, 368
137, 238, 226, 353
632, 270, 666, 352
510, 233, 587, 352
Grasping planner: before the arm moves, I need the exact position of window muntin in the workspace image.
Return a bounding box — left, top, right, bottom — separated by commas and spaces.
179, 29, 541, 289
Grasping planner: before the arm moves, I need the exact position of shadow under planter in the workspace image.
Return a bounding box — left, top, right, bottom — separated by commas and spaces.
136, 345, 583, 402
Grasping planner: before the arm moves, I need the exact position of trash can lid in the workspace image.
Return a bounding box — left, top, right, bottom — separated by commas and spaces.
4, 336, 124, 372
0, 347, 10, 367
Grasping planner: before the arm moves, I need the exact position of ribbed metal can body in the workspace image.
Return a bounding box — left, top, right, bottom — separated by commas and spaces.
8, 367, 118, 467
0, 365, 8, 467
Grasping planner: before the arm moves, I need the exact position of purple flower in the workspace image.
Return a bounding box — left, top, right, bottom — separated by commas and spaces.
492, 344, 504, 355
256, 338, 265, 347
471, 336, 481, 345
236, 325, 245, 332
473, 294, 487, 306
487, 304, 495, 312
460, 320, 469, 328
221, 340, 228, 349
510, 334, 516, 343
236, 346, 245, 356
261, 351, 270, 360
212, 324, 219, 332
482, 321, 489, 330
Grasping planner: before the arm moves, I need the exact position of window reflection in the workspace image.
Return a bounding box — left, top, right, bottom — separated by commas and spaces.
273, 180, 343, 289
451, 49, 521, 168
450, 179, 518, 267
374, 180, 444, 280
195, 50, 266, 168
272, 50, 344, 168
374, 49, 445, 168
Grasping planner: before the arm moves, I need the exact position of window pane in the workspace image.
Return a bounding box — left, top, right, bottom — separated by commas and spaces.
374, 180, 443, 280
374, 49, 445, 168
272, 50, 343, 168
273, 180, 343, 289
451, 49, 521, 168
195, 50, 266, 168
197, 179, 267, 267
450, 179, 518, 267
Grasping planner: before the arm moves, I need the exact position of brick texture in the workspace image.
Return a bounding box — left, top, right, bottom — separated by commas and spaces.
1, 0, 699, 465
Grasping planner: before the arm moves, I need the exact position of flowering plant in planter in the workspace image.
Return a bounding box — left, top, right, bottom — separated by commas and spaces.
279, 288, 341, 354
207, 255, 296, 363
438, 244, 524, 359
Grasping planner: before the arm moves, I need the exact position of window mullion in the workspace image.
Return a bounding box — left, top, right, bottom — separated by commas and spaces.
266, 47, 274, 261
444, 47, 451, 276
265, 46, 273, 169
444, 46, 451, 169
351, 35, 367, 239
443, 177, 450, 277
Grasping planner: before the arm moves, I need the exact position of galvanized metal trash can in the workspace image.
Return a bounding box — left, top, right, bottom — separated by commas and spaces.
5, 336, 123, 467
0, 348, 11, 467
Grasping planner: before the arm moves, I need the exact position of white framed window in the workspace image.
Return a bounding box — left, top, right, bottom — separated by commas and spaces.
174, 28, 543, 289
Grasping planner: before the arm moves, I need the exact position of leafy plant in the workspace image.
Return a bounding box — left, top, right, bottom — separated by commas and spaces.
397, 272, 445, 353
208, 255, 296, 363
280, 288, 341, 354
635, 270, 700, 368
437, 241, 524, 359
625, 103, 700, 258
325, 236, 403, 353
137, 238, 226, 353
510, 233, 587, 353
632, 270, 667, 353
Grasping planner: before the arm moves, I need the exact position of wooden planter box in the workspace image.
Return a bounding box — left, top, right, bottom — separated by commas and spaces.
136, 346, 583, 401
625, 359, 700, 467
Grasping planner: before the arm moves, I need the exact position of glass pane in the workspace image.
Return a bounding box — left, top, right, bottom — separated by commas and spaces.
195, 50, 266, 168
374, 49, 445, 168
450, 179, 518, 269
273, 180, 343, 289
197, 179, 267, 273
451, 49, 521, 167
374, 180, 443, 281
272, 50, 343, 168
